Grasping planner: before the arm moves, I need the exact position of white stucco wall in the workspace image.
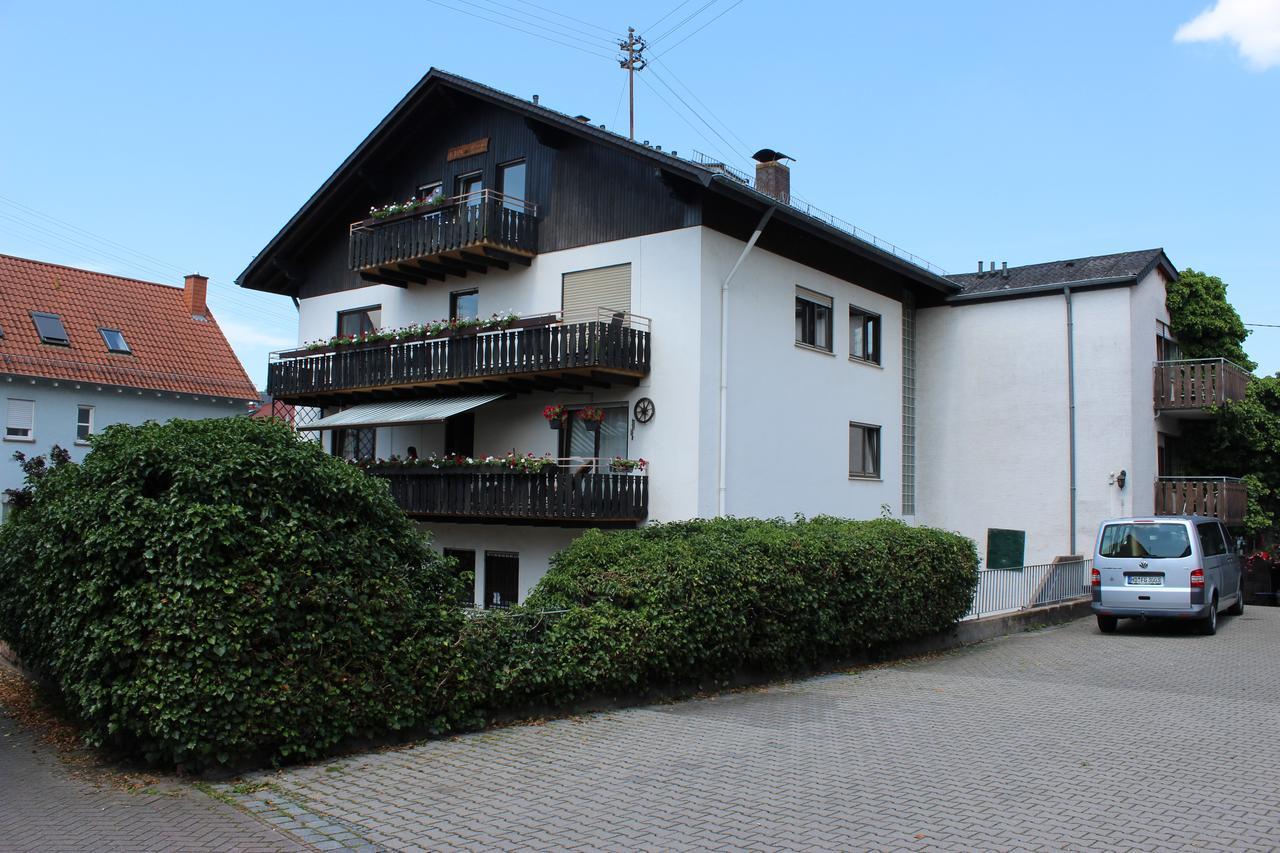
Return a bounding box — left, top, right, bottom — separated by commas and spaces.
1, 380, 248, 516
916, 278, 1167, 566
700, 230, 904, 520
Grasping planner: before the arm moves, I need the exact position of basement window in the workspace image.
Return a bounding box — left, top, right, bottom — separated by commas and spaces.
31, 312, 69, 346
99, 328, 131, 354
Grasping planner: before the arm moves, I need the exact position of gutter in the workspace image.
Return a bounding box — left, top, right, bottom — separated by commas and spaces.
718, 205, 775, 516
1064, 286, 1078, 556
946, 275, 1137, 304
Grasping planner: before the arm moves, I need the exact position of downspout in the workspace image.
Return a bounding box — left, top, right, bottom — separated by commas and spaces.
1064, 285, 1078, 555
718, 205, 775, 516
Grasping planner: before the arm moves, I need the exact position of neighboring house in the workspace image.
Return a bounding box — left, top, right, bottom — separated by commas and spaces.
237, 68, 1247, 601
1, 255, 260, 519
919, 250, 1249, 566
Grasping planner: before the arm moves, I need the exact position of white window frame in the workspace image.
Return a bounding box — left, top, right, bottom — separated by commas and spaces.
76, 405, 95, 445
5, 398, 35, 442
849, 305, 882, 365
849, 421, 881, 479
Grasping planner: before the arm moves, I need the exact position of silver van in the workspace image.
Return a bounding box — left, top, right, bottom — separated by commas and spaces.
1092, 515, 1244, 635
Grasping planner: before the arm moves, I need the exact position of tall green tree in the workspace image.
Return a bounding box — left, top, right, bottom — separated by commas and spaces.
1165, 268, 1255, 370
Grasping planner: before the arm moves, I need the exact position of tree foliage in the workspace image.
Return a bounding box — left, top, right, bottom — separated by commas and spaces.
1166, 267, 1255, 370
0, 417, 473, 769
1186, 377, 1280, 536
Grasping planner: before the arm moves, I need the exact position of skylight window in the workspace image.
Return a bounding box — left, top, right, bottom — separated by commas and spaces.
31, 312, 69, 346
99, 328, 131, 354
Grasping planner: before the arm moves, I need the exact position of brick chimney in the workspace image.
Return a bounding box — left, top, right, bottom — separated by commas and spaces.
184, 273, 208, 319
752, 149, 792, 204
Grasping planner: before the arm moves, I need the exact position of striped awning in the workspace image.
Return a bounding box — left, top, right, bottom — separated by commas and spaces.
311, 394, 505, 429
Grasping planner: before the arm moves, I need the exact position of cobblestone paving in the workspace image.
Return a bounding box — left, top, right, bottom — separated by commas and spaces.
220, 607, 1280, 851
0, 710, 305, 851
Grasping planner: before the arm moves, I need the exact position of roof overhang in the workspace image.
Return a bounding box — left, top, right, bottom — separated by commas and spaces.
312, 394, 505, 429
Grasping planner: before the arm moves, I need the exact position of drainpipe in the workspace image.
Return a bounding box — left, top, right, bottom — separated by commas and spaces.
718, 205, 775, 516
1064, 285, 1078, 555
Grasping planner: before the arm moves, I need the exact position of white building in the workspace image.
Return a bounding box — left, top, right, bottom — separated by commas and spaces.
1, 255, 260, 519
238, 69, 1246, 602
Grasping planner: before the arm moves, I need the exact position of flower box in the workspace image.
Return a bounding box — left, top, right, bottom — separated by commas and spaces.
277, 313, 560, 359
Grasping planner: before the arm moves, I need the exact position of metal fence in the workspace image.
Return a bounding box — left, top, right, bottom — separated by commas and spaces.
964, 559, 1093, 620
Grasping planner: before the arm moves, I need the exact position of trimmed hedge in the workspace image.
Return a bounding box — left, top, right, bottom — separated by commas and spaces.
0, 417, 473, 769
501, 517, 978, 705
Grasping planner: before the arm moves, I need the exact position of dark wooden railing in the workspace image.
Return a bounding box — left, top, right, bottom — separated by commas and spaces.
350, 192, 536, 272
1155, 477, 1246, 526
367, 467, 648, 524
1154, 358, 1251, 411
268, 321, 650, 399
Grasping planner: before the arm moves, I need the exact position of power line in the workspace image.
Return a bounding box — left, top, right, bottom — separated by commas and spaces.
650, 0, 719, 45
1245, 323, 1280, 328
654, 0, 746, 56
510, 0, 616, 36
636, 73, 737, 166
646, 64, 746, 164
645, 0, 696, 35
468, 0, 616, 47
420, 0, 616, 60
650, 56, 753, 157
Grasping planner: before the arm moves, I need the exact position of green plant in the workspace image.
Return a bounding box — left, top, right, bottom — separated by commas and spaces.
498, 517, 977, 706
0, 417, 477, 770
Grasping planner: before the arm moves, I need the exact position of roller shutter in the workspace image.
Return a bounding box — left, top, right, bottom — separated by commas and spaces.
562, 263, 631, 324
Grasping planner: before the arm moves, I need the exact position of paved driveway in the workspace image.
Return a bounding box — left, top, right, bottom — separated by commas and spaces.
218, 607, 1280, 851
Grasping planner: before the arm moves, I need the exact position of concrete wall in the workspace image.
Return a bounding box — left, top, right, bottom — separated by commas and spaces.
1, 381, 247, 518
916, 278, 1167, 566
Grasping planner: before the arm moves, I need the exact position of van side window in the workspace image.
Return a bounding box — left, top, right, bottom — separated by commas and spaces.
1196, 522, 1226, 557
1218, 522, 1234, 553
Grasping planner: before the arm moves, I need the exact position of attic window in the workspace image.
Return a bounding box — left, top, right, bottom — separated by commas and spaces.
31, 312, 69, 346
99, 328, 131, 354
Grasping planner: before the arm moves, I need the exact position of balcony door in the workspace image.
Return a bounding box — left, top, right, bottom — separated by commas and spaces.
443, 548, 476, 607
562, 264, 631, 324
455, 172, 483, 206
484, 551, 519, 609
561, 404, 628, 467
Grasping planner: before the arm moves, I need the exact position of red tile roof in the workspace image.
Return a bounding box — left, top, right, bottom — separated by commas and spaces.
0, 254, 258, 401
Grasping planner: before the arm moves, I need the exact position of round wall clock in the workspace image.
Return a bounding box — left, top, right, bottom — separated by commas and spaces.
633, 397, 655, 424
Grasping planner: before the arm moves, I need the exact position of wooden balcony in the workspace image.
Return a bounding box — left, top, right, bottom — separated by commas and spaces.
267, 316, 650, 405
349, 190, 537, 285
1155, 477, 1246, 527
366, 466, 648, 526
1153, 358, 1251, 415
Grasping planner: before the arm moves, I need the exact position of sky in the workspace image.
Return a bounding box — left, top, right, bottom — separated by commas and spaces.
1, 0, 1278, 388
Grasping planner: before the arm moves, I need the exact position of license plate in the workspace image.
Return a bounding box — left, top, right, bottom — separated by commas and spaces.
1127, 575, 1163, 586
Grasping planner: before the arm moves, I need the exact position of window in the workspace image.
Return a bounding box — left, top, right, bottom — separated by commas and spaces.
455, 172, 483, 206
1099, 523, 1192, 559
450, 289, 479, 320
1197, 522, 1226, 557
849, 422, 881, 478
795, 288, 832, 351
443, 549, 477, 607
560, 404, 628, 467
99, 328, 131, 354
5, 399, 35, 441
849, 306, 881, 364
484, 551, 520, 609
337, 306, 381, 338
562, 264, 631, 324
417, 180, 443, 202
31, 312, 69, 345
76, 405, 94, 444
498, 159, 527, 210
331, 427, 375, 461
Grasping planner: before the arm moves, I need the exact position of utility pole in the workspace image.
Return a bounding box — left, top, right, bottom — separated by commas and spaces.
618, 27, 647, 140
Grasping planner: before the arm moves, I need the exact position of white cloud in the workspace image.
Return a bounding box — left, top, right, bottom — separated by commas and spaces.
1175, 0, 1280, 70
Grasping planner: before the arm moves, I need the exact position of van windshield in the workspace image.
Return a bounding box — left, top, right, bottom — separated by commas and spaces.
1099, 523, 1192, 559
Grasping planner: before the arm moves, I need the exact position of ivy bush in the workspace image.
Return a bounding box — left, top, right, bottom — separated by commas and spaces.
503, 517, 978, 705
0, 417, 472, 769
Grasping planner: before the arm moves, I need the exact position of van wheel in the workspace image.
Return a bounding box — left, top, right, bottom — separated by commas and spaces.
1199, 598, 1218, 635
1227, 593, 1244, 616
1097, 615, 1118, 634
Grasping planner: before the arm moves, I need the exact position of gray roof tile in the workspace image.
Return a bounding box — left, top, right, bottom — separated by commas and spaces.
947, 249, 1169, 296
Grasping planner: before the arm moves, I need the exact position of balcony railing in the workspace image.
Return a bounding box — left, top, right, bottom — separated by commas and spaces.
1154, 358, 1251, 412
267, 314, 651, 402
1155, 477, 1246, 526
366, 463, 648, 525
349, 190, 537, 279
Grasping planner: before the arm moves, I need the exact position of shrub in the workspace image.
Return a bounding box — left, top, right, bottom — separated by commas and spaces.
506, 517, 978, 704
0, 417, 472, 769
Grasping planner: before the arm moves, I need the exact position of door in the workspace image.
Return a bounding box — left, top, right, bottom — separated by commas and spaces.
1217, 521, 1242, 600
445, 413, 475, 458
559, 404, 627, 469
1196, 521, 1227, 605
484, 551, 519, 609
443, 548, 476, 606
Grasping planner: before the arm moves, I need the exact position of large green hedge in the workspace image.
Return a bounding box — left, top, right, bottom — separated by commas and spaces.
0, 417, 472, 769
500, 517, 978, 705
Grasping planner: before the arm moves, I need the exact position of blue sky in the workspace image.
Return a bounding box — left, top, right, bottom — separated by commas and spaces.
2, 1, 1277, 387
